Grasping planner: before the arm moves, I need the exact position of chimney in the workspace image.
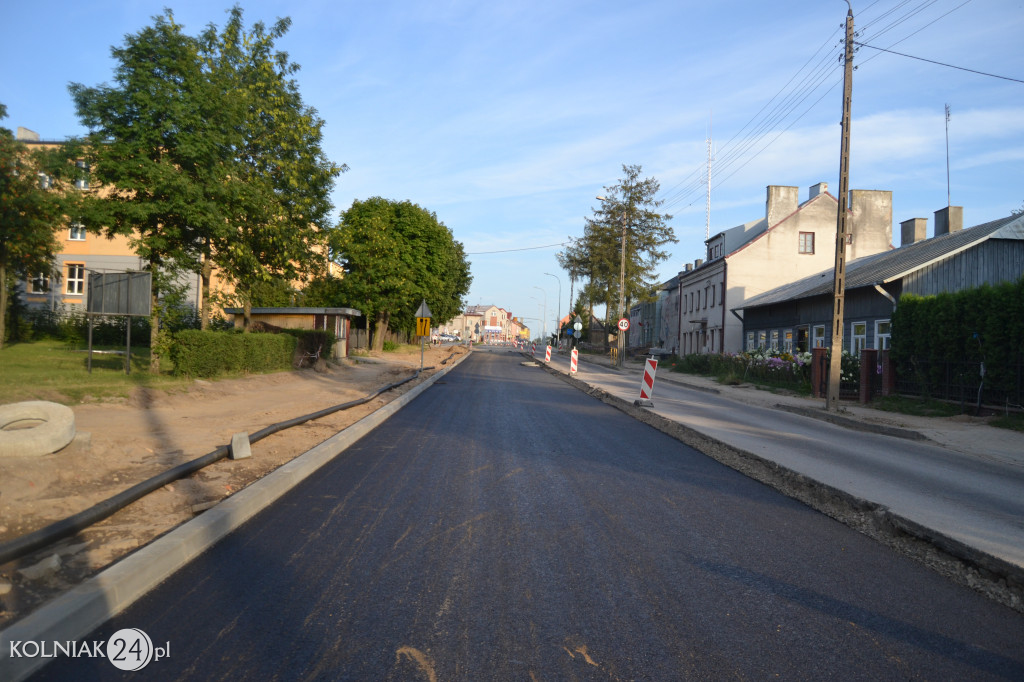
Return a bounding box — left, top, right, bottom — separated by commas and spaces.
16, 127, 40, 141
934, 206, 963, 236
901, 218, 927, 247
694, 258, 704, 268
808, 182, 828, 200
848, 189, 892, 259
684, 263, 692, 272
765, 186, 799, 226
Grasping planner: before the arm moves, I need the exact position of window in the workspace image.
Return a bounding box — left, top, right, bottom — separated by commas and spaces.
69, 222, 86, 241
710, 285, 716, 307
770, 330, 780, 351
38, 173, 52, 190
66, 263, 85, 295
876, 320, 891, 350
851, 322, 867, 354
798, 232, 815, 254
783, 329, 793, 353
29, 272, 50, 293
74, 160, 89, 190
812, 325, 826, 348
757, 330, 766, 349
746, 331, 755, 351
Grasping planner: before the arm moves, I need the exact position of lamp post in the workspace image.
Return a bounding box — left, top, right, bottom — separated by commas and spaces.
532, 286, 548, 341
597, 195, 627, 367
544, 272, 561, 351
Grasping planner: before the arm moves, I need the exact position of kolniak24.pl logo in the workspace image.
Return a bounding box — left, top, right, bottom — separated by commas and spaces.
9, 628, 169, 671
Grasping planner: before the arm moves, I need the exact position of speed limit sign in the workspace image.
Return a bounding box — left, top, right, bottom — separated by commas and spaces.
618, 318, 630, 331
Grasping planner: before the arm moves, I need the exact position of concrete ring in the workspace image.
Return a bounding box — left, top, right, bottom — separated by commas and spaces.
0, 401, 76, 458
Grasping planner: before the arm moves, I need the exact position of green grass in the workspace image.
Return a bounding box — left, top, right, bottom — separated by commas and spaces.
0, 339, 193, 405
989, 412, 1024, 432
871, 394, 963, 418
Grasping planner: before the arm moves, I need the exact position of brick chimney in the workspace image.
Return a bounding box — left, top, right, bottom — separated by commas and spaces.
934, 206, 963, 236
901, 218, 927, 246
765, 186, 799, 227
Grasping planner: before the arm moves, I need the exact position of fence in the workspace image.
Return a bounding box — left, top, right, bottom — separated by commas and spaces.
892, 357, 1023, 411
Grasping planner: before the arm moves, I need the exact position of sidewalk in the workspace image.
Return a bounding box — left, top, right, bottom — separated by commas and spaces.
579, 352, 1024, 468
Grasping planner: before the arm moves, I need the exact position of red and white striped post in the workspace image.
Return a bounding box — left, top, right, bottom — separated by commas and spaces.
531, 342, 536, 357
545, 345, 552, 363
635, 357, 658, 406
570, 348, 579, 376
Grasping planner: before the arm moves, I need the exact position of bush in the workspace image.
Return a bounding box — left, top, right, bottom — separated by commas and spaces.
170, 330, 296, 378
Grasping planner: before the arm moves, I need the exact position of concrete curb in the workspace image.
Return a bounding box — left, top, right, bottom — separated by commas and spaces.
0, 354, 469, 682
773, 403, 928, 441
530, 352, 1024, 615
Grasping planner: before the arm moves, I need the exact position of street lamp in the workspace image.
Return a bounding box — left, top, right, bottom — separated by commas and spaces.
532, 286, 547, 341
544, 272, 561, 351
597, 195, 627, 367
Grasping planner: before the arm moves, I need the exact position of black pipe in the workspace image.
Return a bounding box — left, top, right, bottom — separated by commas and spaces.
0, 370, 426, 566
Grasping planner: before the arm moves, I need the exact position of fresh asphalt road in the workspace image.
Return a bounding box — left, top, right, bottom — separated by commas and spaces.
34, 350, 1024, 680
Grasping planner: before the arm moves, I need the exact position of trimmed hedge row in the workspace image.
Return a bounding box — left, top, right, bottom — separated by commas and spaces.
891, 278, 1024, 398
170, 330, 297, 378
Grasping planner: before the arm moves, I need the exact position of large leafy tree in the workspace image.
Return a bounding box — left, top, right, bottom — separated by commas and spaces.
332, 198, 472, 351
0, 104, 74, 349
564, 164, 675, 341
68, 11, 218, 371
198, 7, 345, 328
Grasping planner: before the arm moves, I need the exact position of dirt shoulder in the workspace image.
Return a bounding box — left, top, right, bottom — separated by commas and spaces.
0, 344, 468, 628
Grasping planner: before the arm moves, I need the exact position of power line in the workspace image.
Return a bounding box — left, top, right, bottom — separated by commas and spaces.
466, 241, 569, 255
854, 42, 1024, 84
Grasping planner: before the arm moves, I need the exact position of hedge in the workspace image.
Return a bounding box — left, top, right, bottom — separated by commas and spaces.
170, 330, 297, 378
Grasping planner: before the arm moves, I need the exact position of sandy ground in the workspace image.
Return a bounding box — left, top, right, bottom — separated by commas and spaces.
0, 344, 467, 628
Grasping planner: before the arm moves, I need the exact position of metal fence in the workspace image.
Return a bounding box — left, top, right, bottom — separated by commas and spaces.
893, 357, 1024, 411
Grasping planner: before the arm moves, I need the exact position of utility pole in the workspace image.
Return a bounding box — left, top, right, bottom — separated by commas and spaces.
706, 112, 713, 242
945, 104, 952, 206
826, 3, 855, 412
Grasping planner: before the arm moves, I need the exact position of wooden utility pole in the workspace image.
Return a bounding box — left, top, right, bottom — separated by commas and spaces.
826, 4, 855, 411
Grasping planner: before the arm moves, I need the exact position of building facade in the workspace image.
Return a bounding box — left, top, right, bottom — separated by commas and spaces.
675, 183, 893, 355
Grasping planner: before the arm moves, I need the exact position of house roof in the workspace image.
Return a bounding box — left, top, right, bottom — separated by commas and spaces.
224, 306, 362, 316
735, 213, 1024, 310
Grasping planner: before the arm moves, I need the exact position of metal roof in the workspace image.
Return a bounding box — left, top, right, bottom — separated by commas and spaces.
224, 307, 362, 316
736, 213, 1024, 310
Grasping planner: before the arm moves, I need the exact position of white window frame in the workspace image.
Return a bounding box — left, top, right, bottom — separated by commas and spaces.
757, 330, 767, 349
66, 263, 85, 295
783, 329, 793, 353
746, 331, 755, 352
812, 325, 826, 349
770, 330, 780, 351
876, 320, 891, 350
851, 321, 867, 355
798, 231, 815, 254
69, 222, 87, 241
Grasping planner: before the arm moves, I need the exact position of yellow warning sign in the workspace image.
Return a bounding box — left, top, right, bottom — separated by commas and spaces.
416, 317, 431, 337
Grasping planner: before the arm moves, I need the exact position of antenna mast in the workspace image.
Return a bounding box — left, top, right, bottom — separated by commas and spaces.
705, 112, 713, 241
945, 104, 951, 206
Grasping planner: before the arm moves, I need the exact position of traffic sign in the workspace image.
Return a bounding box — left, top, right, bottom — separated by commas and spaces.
618, 318, 630, 331
416, 317, 430, 337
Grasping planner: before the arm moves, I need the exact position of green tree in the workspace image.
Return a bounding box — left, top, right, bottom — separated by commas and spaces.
0, 104, 72, 349
68, 11, 218, 371
568, 164, 675, 344
332, 198, 472, 351
198, 7, 345, 329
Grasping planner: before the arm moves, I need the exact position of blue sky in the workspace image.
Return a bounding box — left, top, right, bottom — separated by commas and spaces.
3, 0, 1022, 336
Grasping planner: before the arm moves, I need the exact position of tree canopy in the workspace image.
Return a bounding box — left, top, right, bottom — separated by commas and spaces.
331, 197, 472, 350
67, 6, 343, 367
560, 164, 675, 331
0, 104, 74, 349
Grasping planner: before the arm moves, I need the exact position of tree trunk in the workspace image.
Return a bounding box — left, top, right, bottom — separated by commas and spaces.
0, 261, 8, 351
373, 311, 390, 352
200, 251, 213, 331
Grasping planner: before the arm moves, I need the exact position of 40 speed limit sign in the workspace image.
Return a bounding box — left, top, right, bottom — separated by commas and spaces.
617, 318, 630, 331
